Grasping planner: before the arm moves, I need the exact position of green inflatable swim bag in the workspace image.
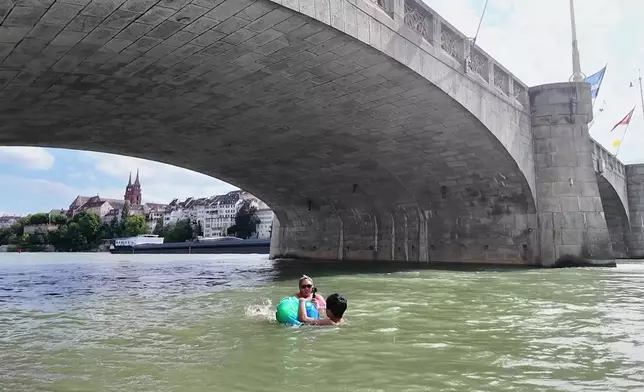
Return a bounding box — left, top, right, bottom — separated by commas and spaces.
275, 296, 320, 326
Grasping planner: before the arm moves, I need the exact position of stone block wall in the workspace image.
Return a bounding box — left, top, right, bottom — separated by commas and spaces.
626, 164, 644, 258
529, 82, 614, 265
271, 199, 538, 265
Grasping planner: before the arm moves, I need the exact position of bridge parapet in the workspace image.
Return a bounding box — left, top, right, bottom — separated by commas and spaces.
591, 138, 625, 178
366, 0, 529, 107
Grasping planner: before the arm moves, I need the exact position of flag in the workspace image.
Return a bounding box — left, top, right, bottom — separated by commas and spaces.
585, 65, 607, 99
610, 107, 635, 132
612, 140, 622, 148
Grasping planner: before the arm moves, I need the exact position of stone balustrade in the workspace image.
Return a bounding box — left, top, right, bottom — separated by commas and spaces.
366, 0, 529, 107
591, 138, 626, 177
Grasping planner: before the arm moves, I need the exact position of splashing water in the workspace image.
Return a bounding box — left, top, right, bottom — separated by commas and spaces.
244, 297, 275, 322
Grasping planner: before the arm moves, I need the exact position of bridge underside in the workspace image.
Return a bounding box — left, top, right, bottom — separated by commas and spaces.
0, 0, 536, 264
597, 174, 629, 259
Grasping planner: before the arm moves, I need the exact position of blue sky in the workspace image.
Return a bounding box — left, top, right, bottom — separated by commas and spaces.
0, 148, 236, 215
1, 0, 643, 215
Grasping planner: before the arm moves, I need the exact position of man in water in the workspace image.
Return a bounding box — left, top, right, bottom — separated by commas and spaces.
295, 275, 326, 309
298, 293, 347, 326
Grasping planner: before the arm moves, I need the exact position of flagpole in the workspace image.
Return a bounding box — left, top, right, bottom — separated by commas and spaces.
638, 69, 644, 120
615, 121, 631, 158
569, 0, 585, 82
618, 70, 644, 159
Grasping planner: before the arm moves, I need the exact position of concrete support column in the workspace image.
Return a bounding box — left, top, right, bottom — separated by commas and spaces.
626, 164, 644, 258
530, 82, 615, 266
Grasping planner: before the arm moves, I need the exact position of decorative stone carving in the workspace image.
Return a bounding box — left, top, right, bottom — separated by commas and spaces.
440, 24, 462, 61
403, 0, 432, 41
468, 47, 488, 81
512, 80, 526, 104
493, 66, 509, 95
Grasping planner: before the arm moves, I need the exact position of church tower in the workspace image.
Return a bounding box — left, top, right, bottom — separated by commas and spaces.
124, 169, 142, 205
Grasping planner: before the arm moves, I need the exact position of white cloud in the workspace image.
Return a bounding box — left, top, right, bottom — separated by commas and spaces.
0, 147, 55, 170
0, 174, 79, 214
79, 151, 237, 204
423, 0, 644, 164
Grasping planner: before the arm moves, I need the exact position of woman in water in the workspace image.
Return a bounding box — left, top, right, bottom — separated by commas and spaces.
295, 275, 326, 309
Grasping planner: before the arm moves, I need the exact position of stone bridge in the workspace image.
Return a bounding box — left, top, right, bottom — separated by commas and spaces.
0, 0, 641, 265
591, 139, 644, 259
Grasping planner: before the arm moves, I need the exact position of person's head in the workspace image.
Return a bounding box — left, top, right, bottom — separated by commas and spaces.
298, 275, 314, 297
325, 293, 347, 320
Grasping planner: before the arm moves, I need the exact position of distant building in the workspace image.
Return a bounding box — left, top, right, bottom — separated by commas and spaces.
254, 201, 275, 240
67, 170, 167, 225
0, 215, 23, 229
163, 190, 274, 239
68, 195, 125, 219
124, 170, 142, 205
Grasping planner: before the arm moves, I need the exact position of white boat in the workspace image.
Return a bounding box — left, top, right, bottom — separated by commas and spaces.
109, 234, 164, 253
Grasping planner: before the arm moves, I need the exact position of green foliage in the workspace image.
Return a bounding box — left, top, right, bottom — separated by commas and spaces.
227, 200, 261, 239
52, 214, 68, 225
48, 212, 102, 252
2, 211, 114, 252
123, 215, 148, 237
25, 213, 50, 225
152, 218, 164, 236
162, 219, 202, 243
0, 228, 17, 246
120, 202, 130, 222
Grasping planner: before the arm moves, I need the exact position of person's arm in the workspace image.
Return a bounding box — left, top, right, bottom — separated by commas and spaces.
298, 298, 337, 325
298, 297, 315, 323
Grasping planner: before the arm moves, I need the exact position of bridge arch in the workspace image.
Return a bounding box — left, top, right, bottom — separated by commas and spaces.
596, 174, 630, 259
0, 0, 537, 263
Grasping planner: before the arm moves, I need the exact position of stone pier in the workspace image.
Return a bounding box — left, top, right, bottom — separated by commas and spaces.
530, 83, 615, 266
626, 164, 644, 258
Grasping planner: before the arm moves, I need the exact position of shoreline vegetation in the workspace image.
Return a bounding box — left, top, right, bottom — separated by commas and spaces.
0, 201, 262, 253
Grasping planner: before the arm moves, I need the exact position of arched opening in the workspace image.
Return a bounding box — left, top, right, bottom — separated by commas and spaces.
0, 0, 536, 263
597, 174, 630, 259
0, 146, 278, 251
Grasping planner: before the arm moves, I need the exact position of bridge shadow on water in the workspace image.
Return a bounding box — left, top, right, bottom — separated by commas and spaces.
268, 258, 537, 282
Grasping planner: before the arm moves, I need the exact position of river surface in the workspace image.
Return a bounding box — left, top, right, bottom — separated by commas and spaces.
1, 253, 644, 391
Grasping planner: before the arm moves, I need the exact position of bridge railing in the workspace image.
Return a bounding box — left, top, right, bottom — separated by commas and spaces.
367, 0, 529, 108
590, 137, 625, 177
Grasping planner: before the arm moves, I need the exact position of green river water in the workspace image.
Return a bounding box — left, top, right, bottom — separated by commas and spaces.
1, 253, 643, 391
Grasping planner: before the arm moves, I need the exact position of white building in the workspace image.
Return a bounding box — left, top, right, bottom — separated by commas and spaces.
254, 203, 274, 239
0, 215, 23, 229
162, 190, 274, 239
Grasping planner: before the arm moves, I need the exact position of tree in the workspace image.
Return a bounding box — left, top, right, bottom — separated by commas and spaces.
152, 217, 164, 236
77, 212, 101, 246
26, 229, 49, 251
108, 216, 120, 238
227, 200, 261, 239
48, 212, 102, 252
122, 215, 148, 237
164, 219, 195, 243
120, 202, 130, 221
0, 228, 14, 245
193, 220, 203, 238
26, 213, 49, 225
49, 224, 70, 251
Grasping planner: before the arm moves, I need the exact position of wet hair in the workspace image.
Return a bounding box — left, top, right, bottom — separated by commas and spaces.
298, 275, 313, 287
325, 293, 347, 318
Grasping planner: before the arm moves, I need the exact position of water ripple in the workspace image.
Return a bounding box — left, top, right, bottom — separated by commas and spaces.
1, 254, 644, 391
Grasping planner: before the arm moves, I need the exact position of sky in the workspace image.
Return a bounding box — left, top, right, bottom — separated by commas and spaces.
1, 0, 643, 215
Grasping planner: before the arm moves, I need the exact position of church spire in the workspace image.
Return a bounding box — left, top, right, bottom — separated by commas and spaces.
134, 169, 140, 186
128, 172, 132, 186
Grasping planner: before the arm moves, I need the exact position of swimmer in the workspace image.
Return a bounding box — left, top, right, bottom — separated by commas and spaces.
295, 275, 326, 309
298, 293, 347, 326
